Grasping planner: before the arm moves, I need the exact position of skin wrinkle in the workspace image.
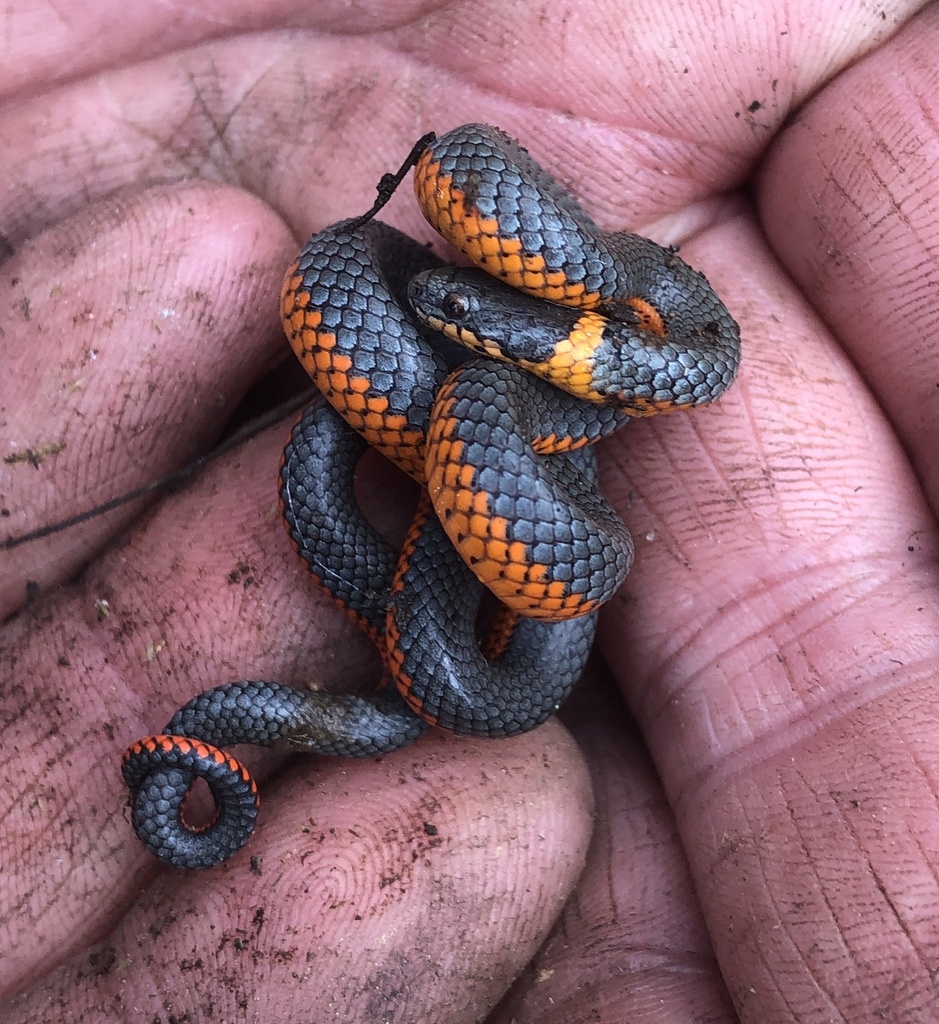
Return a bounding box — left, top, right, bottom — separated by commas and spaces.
911, 833, 939, 908
783, 768, 853, 925
858, 70, 937, 215
179, 60, 249, 180
769, 807, 849, 1023
8, 788, 84, 929
710, 784, 843, 1019
682, 409, 742, 523
746, 951, 811, 1024
645, 546, 904, 697
913, 85, 939, 150
857, 854, 924, 972
711, 741, 939, 1013
782, 99, 937, 315
787, 765, 925, 1011
745, 868, 839, 1019
640, 558, 939, 810
602, 416, 742, 577
627, 437, 703, 569
602, 368, 921, 606
611, 330, 867, 550
861, 147, 915, 239
563, 124, 744, 235
4, 715, 120, 883
186, 62, 243, 171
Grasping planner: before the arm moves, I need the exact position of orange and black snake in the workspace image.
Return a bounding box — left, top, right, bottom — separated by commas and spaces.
122, 124, 740, 868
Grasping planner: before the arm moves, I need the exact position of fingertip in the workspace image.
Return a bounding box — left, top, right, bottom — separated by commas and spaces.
14, 722, 593, 1021
1, 181, 296, 615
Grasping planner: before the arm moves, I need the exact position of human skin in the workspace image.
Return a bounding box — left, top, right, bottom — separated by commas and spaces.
2, 0, 939, 1020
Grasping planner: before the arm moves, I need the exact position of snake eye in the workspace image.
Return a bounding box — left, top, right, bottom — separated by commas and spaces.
442, 292, 470, 319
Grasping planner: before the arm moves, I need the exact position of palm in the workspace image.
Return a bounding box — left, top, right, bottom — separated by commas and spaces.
2, 2, 937, 1022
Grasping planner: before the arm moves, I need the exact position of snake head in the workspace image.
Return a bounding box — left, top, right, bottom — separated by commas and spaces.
408, 266, 575, 365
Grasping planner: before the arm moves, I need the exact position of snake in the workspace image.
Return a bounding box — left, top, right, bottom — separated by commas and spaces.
121, 124, 740, 868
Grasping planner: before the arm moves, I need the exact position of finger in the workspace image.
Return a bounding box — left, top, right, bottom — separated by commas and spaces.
0, 183, 295, 617
0, 0, 434, 101
758, 4, 939, 509
2, 2, 924, 250
597, 213, 939, 1021
3, 725, 592, 1022
0, 420, 380, 998
492, 666, 736, 1023
388, 0, 923, 224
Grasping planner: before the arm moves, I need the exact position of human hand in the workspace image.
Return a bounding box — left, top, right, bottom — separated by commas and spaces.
2, 1, 937, 1021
